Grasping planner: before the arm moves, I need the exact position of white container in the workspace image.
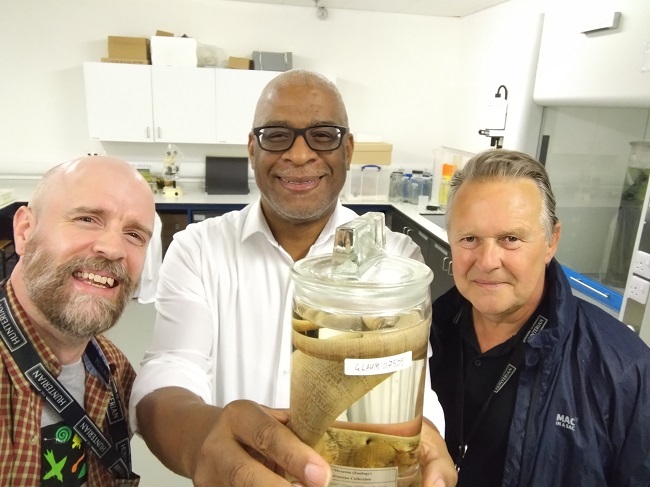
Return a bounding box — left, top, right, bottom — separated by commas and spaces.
151, 36, 198, 67
344, 164, 390, 201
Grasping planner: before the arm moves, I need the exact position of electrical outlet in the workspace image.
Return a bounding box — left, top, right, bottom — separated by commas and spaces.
633, 250, 650, 280
628, 275, 650, 304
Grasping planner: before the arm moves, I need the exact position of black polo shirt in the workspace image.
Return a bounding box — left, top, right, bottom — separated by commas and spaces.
436, 296, 549, 487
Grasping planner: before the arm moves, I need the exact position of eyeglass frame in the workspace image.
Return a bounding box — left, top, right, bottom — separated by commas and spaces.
251, 125, 349, 153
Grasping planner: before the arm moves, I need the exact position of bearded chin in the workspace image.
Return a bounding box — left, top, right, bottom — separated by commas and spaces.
22, 243, 137, 340
45, 286, 135, 340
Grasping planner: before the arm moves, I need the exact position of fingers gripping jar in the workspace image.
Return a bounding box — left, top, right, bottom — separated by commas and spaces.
287, 213, 433, 487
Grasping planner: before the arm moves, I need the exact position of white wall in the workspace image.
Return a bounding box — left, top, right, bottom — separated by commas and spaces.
445, 0, 545, 155
0, 0, 544, 180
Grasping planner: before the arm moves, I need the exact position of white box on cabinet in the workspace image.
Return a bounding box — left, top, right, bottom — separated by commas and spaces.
151, 36, 197, 67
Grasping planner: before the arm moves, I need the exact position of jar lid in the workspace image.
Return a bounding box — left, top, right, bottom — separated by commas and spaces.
292, 213, 433, 313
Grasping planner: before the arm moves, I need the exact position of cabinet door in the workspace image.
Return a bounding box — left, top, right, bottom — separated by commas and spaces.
151, 66, 217, 144
215, 70, 279, 144
83, 62, 154, 142
391, 210, 455, 302
534, 3, 650, 106
428, 235, 455, 302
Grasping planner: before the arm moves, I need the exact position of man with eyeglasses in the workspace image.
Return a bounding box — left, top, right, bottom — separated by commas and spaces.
131, 69, 457, 487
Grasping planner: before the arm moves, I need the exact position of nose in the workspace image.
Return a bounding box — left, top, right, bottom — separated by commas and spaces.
283, 133, 317, 165
92, 229, 128, 261
475, 239, 502, 271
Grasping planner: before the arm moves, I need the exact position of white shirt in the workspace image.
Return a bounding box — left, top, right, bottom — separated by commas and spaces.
130, 200, 445, 434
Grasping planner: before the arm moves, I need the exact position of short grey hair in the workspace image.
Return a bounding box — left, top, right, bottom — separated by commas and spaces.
253, 69, 349, 127
446, 149, 559, 242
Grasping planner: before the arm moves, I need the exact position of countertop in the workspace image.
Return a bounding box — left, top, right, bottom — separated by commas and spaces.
0, 178, 449, 243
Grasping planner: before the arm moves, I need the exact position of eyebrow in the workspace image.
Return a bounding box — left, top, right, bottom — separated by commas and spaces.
259, 120, 340, 128
498, 226, 533, 237
453, 226, 532, 239
69, 206, 153, 239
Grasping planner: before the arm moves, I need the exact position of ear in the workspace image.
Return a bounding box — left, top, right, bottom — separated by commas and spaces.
13, 206, 35, 256
247, 132, 257, 171
545, 222, 561, 264
345, 132, 354, 170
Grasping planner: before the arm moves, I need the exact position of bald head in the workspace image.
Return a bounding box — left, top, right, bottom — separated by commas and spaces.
253, 69, 348, 127
30, 156, 153, 220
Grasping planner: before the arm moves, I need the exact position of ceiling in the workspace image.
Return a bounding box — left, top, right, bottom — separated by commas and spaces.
227, 0, 510, 18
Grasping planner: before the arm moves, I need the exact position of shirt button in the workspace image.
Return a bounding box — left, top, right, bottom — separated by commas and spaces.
29, 435, 38, 445
473, 359, 482, 367
283, 370, 289, 376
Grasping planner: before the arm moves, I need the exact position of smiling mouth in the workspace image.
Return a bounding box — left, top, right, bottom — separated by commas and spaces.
279, 176, 322, 184
474, 279, 505, 287
73, 271, 117, 289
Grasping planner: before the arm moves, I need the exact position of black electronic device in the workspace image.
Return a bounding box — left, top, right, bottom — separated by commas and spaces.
205, 156, 250, 195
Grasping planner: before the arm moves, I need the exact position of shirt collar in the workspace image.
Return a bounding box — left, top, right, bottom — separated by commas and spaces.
241, 198, 275, 244
240, 197, 348, 255
461, 285, 551, 357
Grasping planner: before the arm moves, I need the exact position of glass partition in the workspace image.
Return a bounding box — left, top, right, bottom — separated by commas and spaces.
540, 106, 650, 306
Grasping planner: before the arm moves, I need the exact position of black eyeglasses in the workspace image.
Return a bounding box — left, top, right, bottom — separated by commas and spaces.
252, 125, 348, 152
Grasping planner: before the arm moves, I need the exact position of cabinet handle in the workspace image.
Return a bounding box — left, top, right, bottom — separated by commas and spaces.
157, 127, 162, 139
442, 257, 453, 275
146, 127, 151, 139
403, 227, 413, 236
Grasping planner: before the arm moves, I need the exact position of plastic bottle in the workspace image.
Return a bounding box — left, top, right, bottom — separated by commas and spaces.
422, 171, 433, 201
409, 170, 424, 204
438, 164, 455, 211
388, 170, 404, 202
401, 173, 412, 202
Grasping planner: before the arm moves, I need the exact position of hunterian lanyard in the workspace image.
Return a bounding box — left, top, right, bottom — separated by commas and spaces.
0, 289, 138, 480
454, 311, 548, 473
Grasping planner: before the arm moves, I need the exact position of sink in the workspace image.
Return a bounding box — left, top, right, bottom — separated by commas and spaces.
420, 213, 446, 228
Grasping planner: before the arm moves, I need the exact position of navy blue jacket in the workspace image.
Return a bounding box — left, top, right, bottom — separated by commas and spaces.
430, 259, 650, 486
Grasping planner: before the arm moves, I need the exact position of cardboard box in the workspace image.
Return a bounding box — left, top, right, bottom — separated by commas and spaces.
228, 56, 251, 70
252, 51, 292, 72
101, 57, 149, 65
107, 36, 150, 63
351, 142, 393, 165
151, 36, 197, 67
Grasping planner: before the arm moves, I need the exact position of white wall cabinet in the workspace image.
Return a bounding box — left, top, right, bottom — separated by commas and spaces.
83, 63, 217, 143
83, 63, 155, 142
534, 1, 650, 107
151, 66, 217, 144
83, 62, 279, 145
215, 69, 279, 144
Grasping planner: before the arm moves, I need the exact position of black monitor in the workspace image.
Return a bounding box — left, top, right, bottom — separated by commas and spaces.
205, 156, 250, 195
